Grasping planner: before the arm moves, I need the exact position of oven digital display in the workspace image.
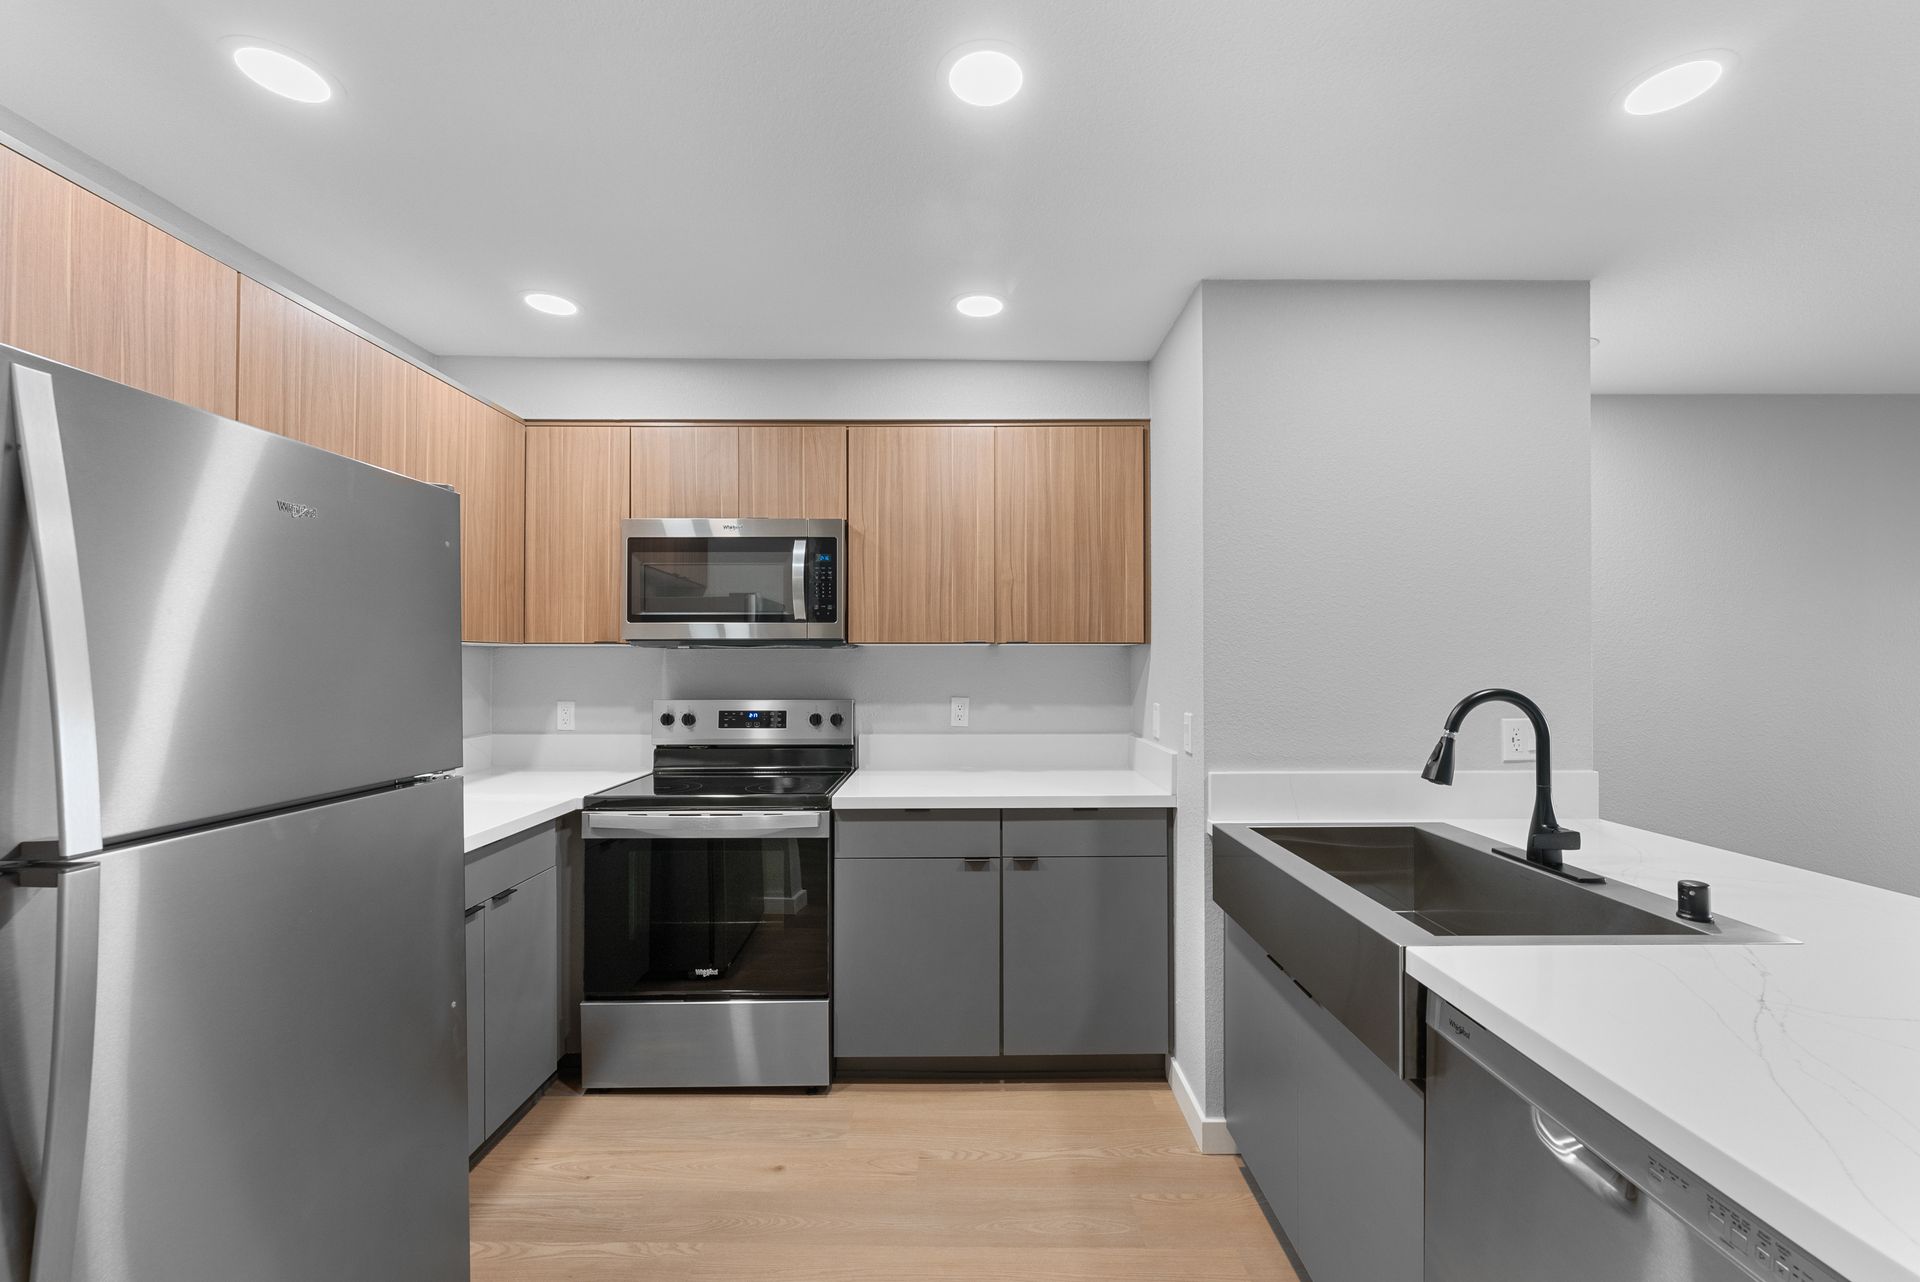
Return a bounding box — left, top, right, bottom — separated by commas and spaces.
719, 710, 787, 729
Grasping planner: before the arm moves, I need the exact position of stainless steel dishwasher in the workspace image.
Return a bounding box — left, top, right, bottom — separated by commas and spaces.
1425, 996, 1846, 1282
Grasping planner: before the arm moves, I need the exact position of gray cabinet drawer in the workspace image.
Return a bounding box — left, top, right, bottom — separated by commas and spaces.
834, 810, 1000, 860
464, 819, 560, 907
1001, 809, 1169, 858
1001, 854, 1169, 1054
833, 857, 1001, 1057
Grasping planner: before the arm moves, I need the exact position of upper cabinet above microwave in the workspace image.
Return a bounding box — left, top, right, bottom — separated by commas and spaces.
628, 424, 847, 520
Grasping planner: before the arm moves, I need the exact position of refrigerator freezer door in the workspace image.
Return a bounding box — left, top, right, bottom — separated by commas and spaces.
21, 776, 468, 1282
1, 343, 460, 848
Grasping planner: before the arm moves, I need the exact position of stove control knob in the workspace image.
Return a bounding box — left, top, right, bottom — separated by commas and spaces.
660, 712, 675, 727
809, 713, 823, 727
830, 713, 844, 728
681, 712, 696, 727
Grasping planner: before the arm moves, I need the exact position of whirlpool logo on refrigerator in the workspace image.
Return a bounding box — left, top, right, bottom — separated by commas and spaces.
275, 499, 318, 520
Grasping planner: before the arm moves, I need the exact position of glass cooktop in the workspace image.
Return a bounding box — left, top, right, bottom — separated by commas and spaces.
583, 769, 851, 811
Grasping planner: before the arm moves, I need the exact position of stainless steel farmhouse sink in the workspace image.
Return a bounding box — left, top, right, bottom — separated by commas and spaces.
1211, 823, 1792, 1078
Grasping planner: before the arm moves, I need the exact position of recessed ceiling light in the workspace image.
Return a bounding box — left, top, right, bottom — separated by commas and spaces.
955, 294, 1004, 318
1622, 54, 1731, 115
523, 292, 580, 317
231, 45, 333, 104
948, 49, 1023, 107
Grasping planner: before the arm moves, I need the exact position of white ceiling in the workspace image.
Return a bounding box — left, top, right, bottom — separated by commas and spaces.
4, 0, 1918, 392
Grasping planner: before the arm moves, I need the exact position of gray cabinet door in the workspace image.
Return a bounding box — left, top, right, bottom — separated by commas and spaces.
1224, 920, 1422, 1282
1001, 854, 1168, 1054
464, 905, 487, 1152
482, 865, 560, 1134
833, 857, 1001, 1057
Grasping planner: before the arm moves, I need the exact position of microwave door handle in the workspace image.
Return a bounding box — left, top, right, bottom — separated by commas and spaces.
791, 539, 809, 622
12, 363, 105, 1282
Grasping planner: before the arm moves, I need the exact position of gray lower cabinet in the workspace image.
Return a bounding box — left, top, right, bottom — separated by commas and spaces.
833, 854, 1001, 1056
464, 907, 486, 1151
464, 820, 562, 1153
833, 808, 1169, 1060
482, 864, 560, 1132
1225, 919, 1422, 1282
1002, 854, 1168, 1054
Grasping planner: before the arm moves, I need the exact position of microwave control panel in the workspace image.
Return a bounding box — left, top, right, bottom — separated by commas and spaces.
807, 541, 837, 622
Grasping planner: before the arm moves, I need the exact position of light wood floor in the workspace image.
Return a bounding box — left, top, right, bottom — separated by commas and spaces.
469, 1079, 1300, 1281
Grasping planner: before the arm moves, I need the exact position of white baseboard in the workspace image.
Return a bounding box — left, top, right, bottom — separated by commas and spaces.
1168, 1056, 1237, 1155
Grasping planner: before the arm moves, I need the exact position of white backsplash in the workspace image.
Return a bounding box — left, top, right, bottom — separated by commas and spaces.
465, 643, 1140, 739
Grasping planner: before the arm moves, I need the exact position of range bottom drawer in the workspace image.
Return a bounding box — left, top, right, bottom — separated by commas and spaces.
581, 999, 830, 1088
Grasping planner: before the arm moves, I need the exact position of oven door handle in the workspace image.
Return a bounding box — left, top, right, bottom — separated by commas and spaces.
584, 811, 830, 840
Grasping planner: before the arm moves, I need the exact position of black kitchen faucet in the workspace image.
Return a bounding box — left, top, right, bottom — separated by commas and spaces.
1421, 688, 1599, 882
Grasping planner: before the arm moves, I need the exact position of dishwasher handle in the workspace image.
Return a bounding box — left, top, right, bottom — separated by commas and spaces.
1531, 1106, 1639, 1210
584, 810, 829, 840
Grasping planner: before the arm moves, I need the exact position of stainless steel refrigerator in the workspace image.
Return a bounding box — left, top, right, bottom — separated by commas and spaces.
0, 343, 469, 1281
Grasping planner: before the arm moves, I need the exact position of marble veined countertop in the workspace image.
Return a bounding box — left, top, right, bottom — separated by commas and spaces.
1400, 817, 1920, 1282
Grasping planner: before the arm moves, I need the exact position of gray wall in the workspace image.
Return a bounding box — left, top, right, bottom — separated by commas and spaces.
437, 356, 1147, 422
1200, 281, 1594, 772
466, 644, 1138, 738
1593, 395, 1920, 895
1134, 288, 1220, 1118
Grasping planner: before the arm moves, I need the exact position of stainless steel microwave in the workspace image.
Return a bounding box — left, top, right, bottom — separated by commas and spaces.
619, 518, 845, 644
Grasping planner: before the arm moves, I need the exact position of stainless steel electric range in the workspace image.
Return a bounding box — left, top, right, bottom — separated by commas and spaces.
578, 699, 853, 1089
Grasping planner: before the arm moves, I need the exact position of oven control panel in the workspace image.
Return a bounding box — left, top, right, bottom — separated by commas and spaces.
654, 699, 853, 744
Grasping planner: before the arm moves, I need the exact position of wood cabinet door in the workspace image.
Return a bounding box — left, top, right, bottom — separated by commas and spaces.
7, 148, 238, 418
629, 424, 738, 516
238, 276, 356, 452
524, 424, 630, 643
995, 424, 1147, 642
352, 340, 416, 474
71, 188, 238, 418
0, 145, 77, 364
739, 423, 847, 518
460, 400, 526, 643
847, 424, 996, 643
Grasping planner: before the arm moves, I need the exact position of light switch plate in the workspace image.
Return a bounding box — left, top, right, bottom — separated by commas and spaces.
556, 700, 576, 732
1183, 711, 1195, 755
1501, 717, 1535, 762
949, 696, 970, 728
1151, 702, 1162, 741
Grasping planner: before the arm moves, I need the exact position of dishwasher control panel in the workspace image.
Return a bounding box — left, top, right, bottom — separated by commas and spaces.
1428, 998, 1845, 1282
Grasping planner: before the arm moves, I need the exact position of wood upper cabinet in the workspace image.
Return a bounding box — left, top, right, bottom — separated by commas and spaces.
847, 424, 996, 643
0, 145, 77, 364
629, 425, 738, 516
996, 425, 1147, 643
459, 400, 526, 644
739, 424, 846, 518
524, 424, 630, 643
2, 144, 237, 416
628, 423, 847, 519
238, 276, 357, 452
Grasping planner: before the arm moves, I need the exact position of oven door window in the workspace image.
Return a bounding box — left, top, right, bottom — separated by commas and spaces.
584, 835, 830, 999
626, 537, 803, 624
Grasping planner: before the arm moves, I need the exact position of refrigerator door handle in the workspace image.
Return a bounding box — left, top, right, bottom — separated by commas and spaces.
12, 364, 104, 860
22, 861, 102, 1282
12, 364, 106, 1282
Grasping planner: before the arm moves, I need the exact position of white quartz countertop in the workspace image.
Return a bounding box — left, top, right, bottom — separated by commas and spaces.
1384, 817, 1920, 1282
832, 768, 1174, 810
462, 769, 647, 852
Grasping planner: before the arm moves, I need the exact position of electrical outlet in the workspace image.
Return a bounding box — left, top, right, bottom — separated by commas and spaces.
1182, 711, 1195, 755
1501, 717, 1535, 762
1151, 702, 1162, 741
949, 696, 970, 728
556, 700, 575, 732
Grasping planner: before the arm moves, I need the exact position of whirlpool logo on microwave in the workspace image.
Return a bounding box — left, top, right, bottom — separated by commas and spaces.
275, 499, 318, 520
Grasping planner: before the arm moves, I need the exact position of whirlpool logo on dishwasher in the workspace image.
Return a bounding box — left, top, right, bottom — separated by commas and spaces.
275, 499, 318, 520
